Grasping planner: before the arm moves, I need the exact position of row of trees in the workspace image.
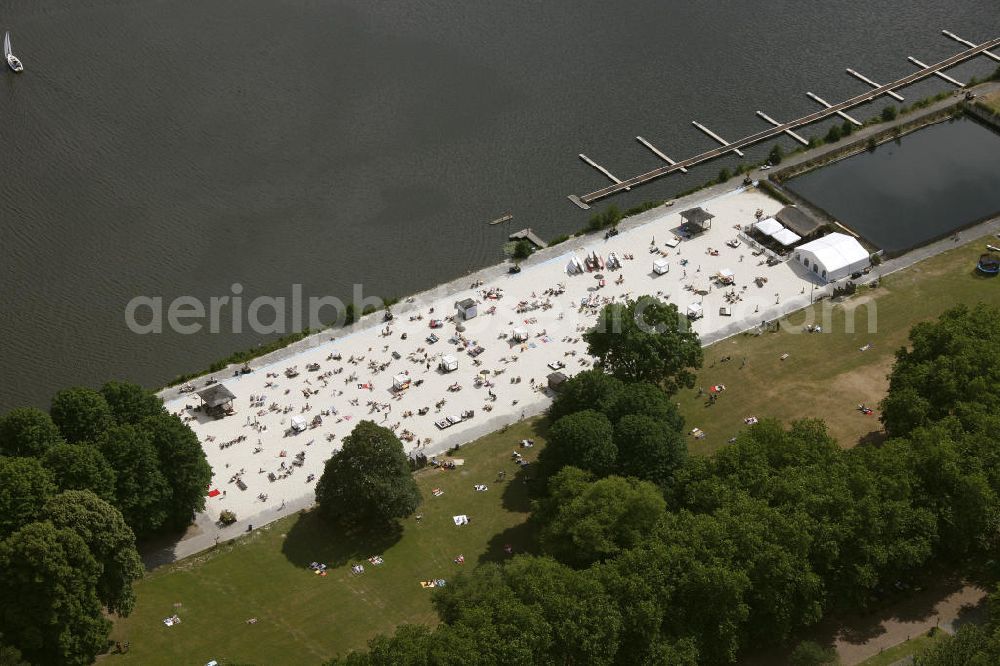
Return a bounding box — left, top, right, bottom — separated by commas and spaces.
0, 381, 212, 539
0, 381, 213, 663
325, 302, 1000, 664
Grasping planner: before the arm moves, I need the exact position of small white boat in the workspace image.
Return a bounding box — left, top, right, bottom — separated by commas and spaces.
4, 32, 23, 72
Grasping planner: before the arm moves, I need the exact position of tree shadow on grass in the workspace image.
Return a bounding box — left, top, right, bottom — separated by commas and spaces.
477, 520, 539, 566
280, 509, 403, 569
499, 463, 536, 513
856, 429, 887, 448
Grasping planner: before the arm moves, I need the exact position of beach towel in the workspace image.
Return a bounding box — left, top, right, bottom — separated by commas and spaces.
208, 489, 221, 498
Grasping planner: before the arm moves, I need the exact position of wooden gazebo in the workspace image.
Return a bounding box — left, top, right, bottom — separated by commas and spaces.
197, 384, 236, 417
680, 207, 714, 234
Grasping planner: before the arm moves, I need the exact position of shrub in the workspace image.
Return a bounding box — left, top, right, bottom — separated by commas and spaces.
881, 105, 897, 122
219, 509, 237, 526
512, 239, 534, 260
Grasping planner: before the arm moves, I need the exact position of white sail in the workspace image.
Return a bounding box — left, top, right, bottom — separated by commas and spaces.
3, 32, 10, 58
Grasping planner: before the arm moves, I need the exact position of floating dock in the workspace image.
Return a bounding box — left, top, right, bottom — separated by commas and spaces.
635, 136, 688, 172
755, 111, 809, 146
691, 121, 744, 157
579, 154, 629, 191
846, 68, 905, 102
489, 213, 513, 226
569, 32, 1000, 208
509, 228, 548, 249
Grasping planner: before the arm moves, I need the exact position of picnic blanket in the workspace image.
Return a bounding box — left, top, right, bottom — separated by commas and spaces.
453, 515, 469, 526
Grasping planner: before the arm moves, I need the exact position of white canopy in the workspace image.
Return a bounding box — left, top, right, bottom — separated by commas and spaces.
771, 228, 802, 246
796, 232, 870, 281
719, 268, 735, 279
755, 217, 784, 236
687, 302, 703, 317
512, 327, 528, 341
290, 416, 307, 431
393, 373, 410, 388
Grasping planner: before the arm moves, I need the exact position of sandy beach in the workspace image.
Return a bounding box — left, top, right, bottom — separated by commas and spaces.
162, 185, 827, 549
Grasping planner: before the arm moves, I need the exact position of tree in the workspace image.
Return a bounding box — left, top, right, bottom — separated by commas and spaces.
824, 124, 842, 143
584, 296, 703, 393
881, 305, 1000, 437
511, 239, 533, 260
717, 167, 732, 183
41, 442, 117, 503
0, 407, 64, 458
41, 490, 144, 616
0, 456, 56, 539
547, 369, 624, 423
141, 413, 212, 530
768, 144, 784, 165
538, 410, 616, 479
50, 387, 114, 444
0, 522, 109, 666
315, 421, 420, 527
0, 636, 27, 666
100, 380, 165, 425
537, 468, 666, 567
604, 382, 684, 431
881, 104, 898, 121
613, 414, 686, 485
98, 424, 172, 537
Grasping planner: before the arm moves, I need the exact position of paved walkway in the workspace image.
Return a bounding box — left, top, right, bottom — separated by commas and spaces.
835, 583, 988, 665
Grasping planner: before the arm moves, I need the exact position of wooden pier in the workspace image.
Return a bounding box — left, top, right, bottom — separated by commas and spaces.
846, 68, 905, 102
579, 154, 629, 191
941, 30, 1000, 62
570, 33, 1000, 208
692, 121, 744, 156
755, 111, 809, 146
509, 228, 548, 249
636, 136, 688, 172
806, 92, 863, 126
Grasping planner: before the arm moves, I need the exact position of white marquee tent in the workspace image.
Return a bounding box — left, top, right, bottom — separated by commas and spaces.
795, 233, 870, 281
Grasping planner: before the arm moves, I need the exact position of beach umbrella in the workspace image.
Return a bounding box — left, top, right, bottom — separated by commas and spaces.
594, 274, 604, 280
479, 369, 490, 375
456, 324, 466, 332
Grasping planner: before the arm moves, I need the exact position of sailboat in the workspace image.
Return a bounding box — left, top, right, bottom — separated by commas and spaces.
5, 32, 23, 72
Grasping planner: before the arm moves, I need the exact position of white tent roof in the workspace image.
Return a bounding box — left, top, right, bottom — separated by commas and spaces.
771, 228, 802, 246
797, 233, 869, 271
687, 302, 703, 315
756, 217, 784, 236
719, 268, 735, 278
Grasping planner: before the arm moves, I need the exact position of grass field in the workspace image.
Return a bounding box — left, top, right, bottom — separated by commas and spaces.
858, 628, 948, 666
109, 419, 545, 664
677, 235, 1000, 453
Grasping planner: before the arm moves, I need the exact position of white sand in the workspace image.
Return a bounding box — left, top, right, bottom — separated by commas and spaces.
164, 186, 824, 540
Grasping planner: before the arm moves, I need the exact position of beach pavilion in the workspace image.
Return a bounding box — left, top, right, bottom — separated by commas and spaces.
794, 232, 870, 282
680, 207, 714, 235
197, 384, 236, 417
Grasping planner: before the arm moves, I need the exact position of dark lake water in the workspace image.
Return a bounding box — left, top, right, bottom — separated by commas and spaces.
0, 0, 998, 410
785, 116, 1000, 254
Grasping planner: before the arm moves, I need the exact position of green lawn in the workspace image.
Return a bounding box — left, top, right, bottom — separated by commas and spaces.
982, 91, 1000, 114
109, 419, 545, 665
859, 628, 949, 666
677, 236, 1000, 454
